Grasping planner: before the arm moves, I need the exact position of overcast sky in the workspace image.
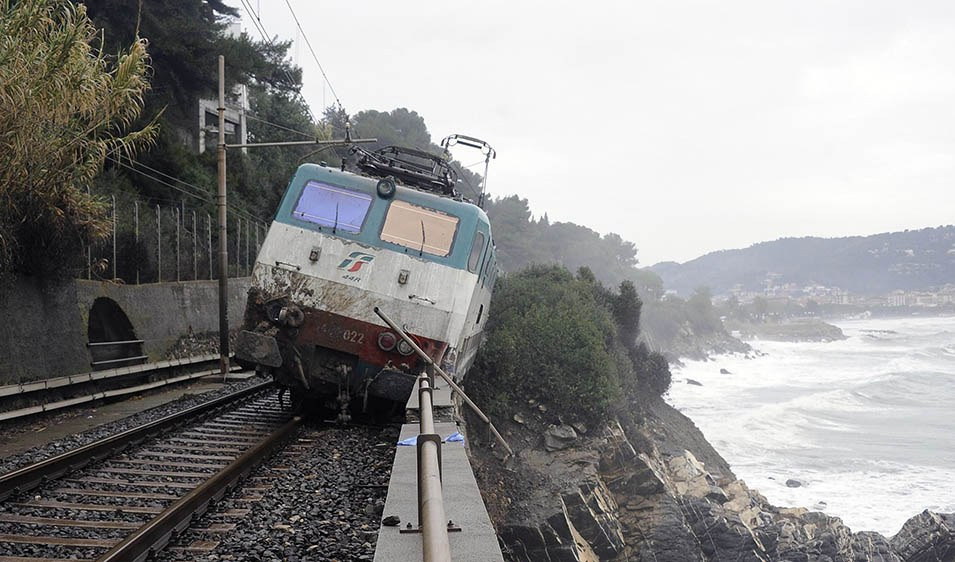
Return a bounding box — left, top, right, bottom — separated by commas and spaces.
229, 1, 955, 265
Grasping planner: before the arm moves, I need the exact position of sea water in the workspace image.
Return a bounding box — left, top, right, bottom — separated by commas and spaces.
666, 315, 955, 536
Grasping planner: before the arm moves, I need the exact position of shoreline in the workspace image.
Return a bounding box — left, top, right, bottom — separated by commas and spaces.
667, 315, 955, 535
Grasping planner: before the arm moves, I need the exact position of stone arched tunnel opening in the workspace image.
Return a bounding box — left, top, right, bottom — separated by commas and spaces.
87, 297, 146, 370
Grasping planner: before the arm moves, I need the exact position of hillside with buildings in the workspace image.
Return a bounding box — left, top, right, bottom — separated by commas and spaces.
652, 226, 955, 306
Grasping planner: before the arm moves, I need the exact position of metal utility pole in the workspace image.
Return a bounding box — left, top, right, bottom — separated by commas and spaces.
111, 195, 117, 280
217, 55, 230, 377
134, 201, 139, 284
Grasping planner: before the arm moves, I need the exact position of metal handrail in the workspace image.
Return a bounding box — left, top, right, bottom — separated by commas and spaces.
374, 307, 513, 457
87, 339, 145, 347
416, 375, 452, 561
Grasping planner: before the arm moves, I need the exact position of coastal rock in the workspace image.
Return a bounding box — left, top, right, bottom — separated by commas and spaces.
732, 319, 848, 343
685, 379, 703, 386
891, 510, 955, 561
719, 368, 731, 374
470, 395, 955, 562
786, 478, 805, 488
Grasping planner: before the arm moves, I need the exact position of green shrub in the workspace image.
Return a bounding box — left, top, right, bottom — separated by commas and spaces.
469, 265, 672, 423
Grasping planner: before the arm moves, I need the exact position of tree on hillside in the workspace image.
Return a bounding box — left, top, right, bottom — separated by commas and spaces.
687, 286, 721, 332
484, 195, 538, 267
0, 0, 155, 279
326, 106, 485, 200
83, 0, 311, 225
83, 0, 301, 126
484, 194, 652, 290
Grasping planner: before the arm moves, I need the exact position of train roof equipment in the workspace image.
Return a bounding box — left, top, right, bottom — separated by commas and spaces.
346, 134, 497, 208
440, 134, 496, 208
351, 145, 458, 196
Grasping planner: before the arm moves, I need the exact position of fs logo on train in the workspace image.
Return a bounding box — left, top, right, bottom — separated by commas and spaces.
338, 251, 374, 281
338, 251, 375, 272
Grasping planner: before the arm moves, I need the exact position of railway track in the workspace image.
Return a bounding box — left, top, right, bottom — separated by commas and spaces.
0, 381, 302, 562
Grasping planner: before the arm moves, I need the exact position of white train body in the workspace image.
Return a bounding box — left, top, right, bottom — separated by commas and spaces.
236, 163, 496, 404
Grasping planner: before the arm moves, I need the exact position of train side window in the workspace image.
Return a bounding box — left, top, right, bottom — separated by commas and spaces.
381, 200, 459, 257
467, 232, 486, 273
481, 255, 495, 288
292, 181, 372, 233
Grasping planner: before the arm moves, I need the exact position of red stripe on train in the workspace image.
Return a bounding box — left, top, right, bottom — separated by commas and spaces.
295, 307, 447, 370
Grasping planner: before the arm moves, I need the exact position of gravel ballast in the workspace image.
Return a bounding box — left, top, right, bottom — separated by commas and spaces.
157, 422, 398, 562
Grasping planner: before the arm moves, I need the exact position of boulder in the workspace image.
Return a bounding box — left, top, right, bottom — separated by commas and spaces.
891, 510, 955, 561
544, 424, 578, 452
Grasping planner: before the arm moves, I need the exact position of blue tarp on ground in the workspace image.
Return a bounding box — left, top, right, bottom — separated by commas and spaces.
397, 432, 465, 446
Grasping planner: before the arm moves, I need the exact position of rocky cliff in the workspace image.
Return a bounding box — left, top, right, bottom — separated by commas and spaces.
467, 396, 955, 561
726, 319, 847, 343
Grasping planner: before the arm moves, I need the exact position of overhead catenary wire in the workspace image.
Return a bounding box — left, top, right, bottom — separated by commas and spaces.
245, 113, 313, 139
282, 0, 343, 110
113, 159, 265, 226
109, 158, 211, 204
237, 0, 319, 123
112, 158, 266, 224
108, 157, 268, 227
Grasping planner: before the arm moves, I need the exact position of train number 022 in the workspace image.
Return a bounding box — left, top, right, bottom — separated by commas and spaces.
343, 330, 365, 344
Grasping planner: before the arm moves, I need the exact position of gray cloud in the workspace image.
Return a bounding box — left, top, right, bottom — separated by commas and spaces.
234, 0, 955, 264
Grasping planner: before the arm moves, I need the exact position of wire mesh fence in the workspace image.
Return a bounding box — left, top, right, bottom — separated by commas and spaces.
81, 191, 268, 284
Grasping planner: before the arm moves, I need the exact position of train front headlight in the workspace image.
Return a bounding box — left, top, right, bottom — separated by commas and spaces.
377, 331, 397, 351
396, 339, 415, 356
376, 177, 396, 199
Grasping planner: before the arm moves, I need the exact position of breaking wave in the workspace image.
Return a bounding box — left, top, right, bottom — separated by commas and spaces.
667, 315, 955, 535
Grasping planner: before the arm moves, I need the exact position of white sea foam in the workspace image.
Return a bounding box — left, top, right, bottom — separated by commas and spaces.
667, 315, 955, 535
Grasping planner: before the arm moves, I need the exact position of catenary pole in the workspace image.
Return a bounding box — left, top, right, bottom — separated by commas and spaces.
217, 55, 230, 377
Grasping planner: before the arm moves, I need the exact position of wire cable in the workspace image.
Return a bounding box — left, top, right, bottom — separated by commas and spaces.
108, 157, 268, 226
238, 0, 318, 123
114, 158, 263, 223
245, 113, 313, 139
282, 0, 343, 109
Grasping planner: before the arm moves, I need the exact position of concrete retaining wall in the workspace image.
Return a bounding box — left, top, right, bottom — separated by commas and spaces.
0, 277, 251, 385
0, 278, 88, 384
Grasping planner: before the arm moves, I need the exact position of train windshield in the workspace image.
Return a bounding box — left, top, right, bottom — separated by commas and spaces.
292, 181, 372, 233
381, 200, 459, 257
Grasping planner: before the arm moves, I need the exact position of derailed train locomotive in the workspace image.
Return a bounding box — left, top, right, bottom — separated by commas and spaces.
235, 140, 497, 414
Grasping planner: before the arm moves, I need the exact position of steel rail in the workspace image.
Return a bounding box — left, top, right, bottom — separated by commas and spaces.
0, 380, 273, 501
96, 414, 303, 562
